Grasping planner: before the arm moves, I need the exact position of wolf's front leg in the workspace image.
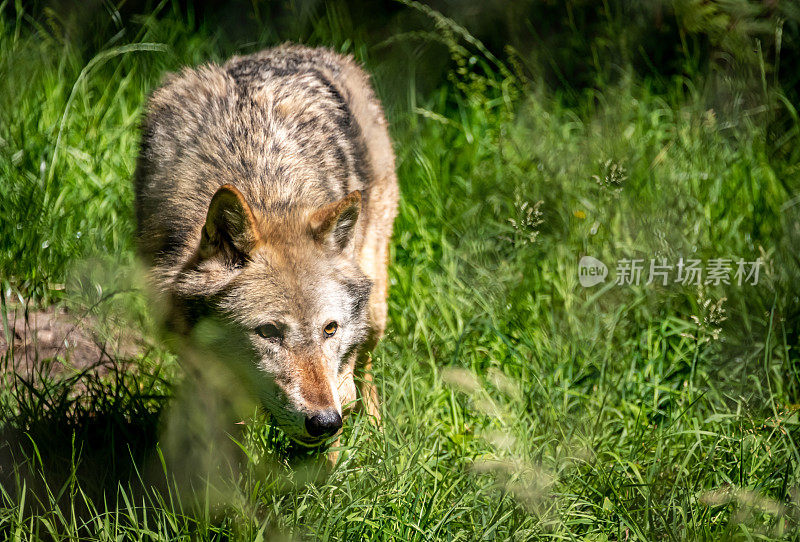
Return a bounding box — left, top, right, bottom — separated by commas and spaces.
340, 348, 381, 425
326, 358, 357, 465
357, 351, 381, 425
337, 355, 358, 417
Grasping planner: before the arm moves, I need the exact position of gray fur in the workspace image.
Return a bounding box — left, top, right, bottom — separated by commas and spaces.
134, 44, 398, 447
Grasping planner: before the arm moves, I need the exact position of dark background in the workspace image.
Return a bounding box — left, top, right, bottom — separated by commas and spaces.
12, 0, 799, 108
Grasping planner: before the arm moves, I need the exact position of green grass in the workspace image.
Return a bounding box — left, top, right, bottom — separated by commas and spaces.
1, 0, 800, 539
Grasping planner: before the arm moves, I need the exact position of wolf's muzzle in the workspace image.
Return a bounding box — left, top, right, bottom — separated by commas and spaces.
305, 409, 343, 439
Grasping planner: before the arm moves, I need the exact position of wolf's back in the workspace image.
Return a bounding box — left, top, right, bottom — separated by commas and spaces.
134, 44, 397, 289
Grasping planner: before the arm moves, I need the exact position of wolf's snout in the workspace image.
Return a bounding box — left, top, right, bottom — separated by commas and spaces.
305, 410, 342, 439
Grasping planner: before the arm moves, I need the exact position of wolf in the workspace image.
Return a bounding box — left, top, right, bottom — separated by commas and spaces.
134, 44, 398, 448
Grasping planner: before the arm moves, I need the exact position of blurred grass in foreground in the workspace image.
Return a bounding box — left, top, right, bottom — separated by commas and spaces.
1, 0, 800, 539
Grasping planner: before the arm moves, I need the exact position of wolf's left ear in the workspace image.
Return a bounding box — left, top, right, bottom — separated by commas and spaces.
309, 190, 362, 253
200, 184, 261, 266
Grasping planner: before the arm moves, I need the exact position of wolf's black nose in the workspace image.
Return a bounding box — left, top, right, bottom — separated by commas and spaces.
305, 410, 343, 438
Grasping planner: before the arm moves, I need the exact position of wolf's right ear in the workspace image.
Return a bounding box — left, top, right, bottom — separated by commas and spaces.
309, 190, 362, 254
199, 184, 261, 266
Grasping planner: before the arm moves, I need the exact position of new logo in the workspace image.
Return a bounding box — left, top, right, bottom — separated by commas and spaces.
579, 256, 608, 287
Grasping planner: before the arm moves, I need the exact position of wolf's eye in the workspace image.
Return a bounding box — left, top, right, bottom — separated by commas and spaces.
255, 323, 282, 343
323, 321, 338, 338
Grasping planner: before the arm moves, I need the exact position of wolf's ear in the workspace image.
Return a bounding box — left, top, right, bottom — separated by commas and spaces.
309, 190, 362, 253
200, 184, 261, 266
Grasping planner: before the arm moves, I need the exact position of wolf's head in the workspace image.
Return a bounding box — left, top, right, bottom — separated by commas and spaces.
172, 185, 372, 446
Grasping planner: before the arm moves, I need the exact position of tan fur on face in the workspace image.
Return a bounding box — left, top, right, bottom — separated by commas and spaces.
135, 44, 398, 445
292, 350, 338, 411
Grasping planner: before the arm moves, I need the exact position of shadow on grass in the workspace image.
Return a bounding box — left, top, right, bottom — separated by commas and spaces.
0, 354, 168, 519
0, 351, 336, 539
